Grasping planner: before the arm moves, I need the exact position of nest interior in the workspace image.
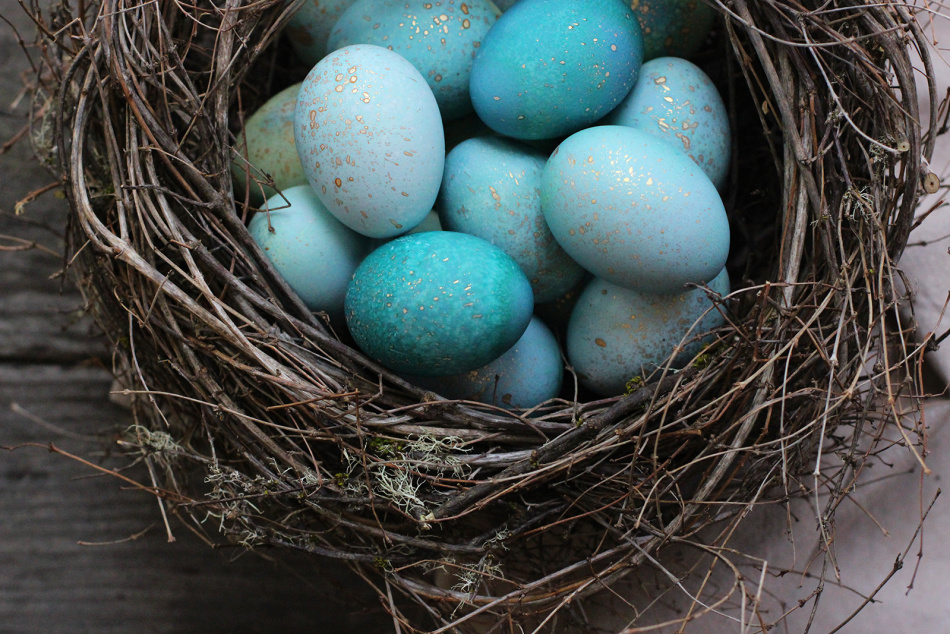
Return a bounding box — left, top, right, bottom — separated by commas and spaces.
23, 0, 942, 631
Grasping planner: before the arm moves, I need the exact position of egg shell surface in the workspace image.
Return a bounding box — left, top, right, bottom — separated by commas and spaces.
567, 267, 729, 396
232, 83, 308, 204
295, 45, 445, 239
248, 185, 373, 317
406, 316, 563, 410
437, 136, 585, 303
541, 125, 729, 294
629, 0, 716, 61
329, 0, 499, 120
604, 57, 730, 189
469, 0, 644, 140
285, 0, 359, 67
345, 231, 534, 375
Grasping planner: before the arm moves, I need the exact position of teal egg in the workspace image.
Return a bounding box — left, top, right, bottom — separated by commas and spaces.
541, 125, 729, 294
284, 0, 358, 67
604, 57, 730, 189
567, 267, 729, 396
345, 231, 534, 375
437, 137, 585, 303
232, 83, 308, 204
328, 0, 500, 120
295, 45, 445, 239
469, 0, 644, 140
406, 316, 563, 410
628, 0, 716, 61
249, 185, 373, 317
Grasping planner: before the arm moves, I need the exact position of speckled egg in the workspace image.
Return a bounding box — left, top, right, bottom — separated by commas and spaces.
248, 185, 373, 317
406, 316, 563, 410
604, 57, 730, 189
285, 0, 358, 67
295, 45, 445, 239
567, 267, 729, 395
232, 83, 308, 204
469, 0, 644, 140
629, 0, 716, 60
345, 231, 534, 375
437, 137, 585, 303
328, 0, 499, 120
541, 125, 729, 294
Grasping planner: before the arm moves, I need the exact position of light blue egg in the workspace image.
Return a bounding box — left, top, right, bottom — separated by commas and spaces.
469, 0, 644, 140
345, 232, 534, 375
629, 0, 717, 61
284, 0, 359, 67
541, 125, 729, 294
604, 57, 730, 189
295, 45, 445, 239
406, 316, 563, 410
329, 0, 499, 120
567, 267, 729, 396
249, 185, 373, 317
232, 83, 308, 204
437, 137, 585, 303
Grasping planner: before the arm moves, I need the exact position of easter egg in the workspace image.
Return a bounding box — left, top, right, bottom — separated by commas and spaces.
541, 125, 729, 294
232, 83, 308, 204
604, 57, 730, 189
628, 0, 717, 61
328, 0, 499, 120
285, 0, 359, 67
407, 316, 563, 410
437, 137, 585, 303
248, 185, 373, 317
567, 267, 729, 396
345, 231, 534, 375
469, 0, 644, 140
295, 45, 445, 239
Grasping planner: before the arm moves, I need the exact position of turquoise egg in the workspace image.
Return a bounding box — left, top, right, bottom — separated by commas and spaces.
604, 57, 730, 189
232, 83, 308, 204
295, 45, 445, 239
345, 231, 534, 375
541, 125, 729, 294
328, 0, 500, 120
437, 137, 585, 303
249, 185, 373, 317
629, 0, 716, 61
469, 0, 644, 140
284, 0, 358, 67
406, 316, 563, 410
567, 267, 729, 396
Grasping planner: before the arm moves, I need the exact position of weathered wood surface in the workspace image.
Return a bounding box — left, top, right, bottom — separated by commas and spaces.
0, 5, 388, 632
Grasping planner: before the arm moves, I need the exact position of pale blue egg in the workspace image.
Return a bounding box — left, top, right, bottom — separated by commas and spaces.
469, 0, 644, 140
329, 0, 500, 120
628, 0, 717, 61
285, 0, 359, 67
604, 57, 730, 189
345, 231, 534, 375
406, 316, 563, 410
437, 136, 585, 303
567, 267, 729, 396
541, 125, 729, 294
249, 185, 373, 317
295, 45, 445, 239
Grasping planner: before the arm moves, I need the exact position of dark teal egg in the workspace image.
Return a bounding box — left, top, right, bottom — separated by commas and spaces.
437, 136, 585, 303
629, 0, 716, 60
406, 316, 563, 410
567, 267, 729, 396
285, 0, 359, 67
469, 0, 644, 140
345, 232, 534, 375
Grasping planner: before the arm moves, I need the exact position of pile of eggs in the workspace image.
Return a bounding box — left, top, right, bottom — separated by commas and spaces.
237, 0, 733, 410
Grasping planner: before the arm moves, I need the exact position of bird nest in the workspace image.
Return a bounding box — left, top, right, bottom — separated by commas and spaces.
23, 0, 943, 631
